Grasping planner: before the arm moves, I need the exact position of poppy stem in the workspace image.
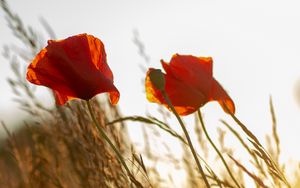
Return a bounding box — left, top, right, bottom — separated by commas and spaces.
197, 109, 242, 188
86, 100, 143, 187
161, 90, 211, 188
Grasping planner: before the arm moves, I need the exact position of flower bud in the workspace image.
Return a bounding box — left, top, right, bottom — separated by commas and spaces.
149, 69, 165, 91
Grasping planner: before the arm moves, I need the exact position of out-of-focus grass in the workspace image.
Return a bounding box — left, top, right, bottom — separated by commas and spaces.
0, 100, 133, 188
1, 0, 299, 187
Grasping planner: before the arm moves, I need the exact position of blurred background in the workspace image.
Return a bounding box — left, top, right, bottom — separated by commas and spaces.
1, 0, 300, 186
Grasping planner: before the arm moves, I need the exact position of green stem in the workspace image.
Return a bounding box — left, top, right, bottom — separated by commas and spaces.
86, 100, 141, 187
197, 109, 242, 188
161, 90, 211, 188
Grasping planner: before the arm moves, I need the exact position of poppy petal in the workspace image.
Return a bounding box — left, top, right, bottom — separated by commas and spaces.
163, 54, 214, 96
27, 47, 77, 92
161, 60, 174, 76
169, 54, 213, 77
145, 69, 165, 104
26, 34, 119, 105
209, 79, 235, 114
53, 90, 75, 105
108, 89, 120, 105
27, 43, 87, 98
86, 34, 114, 82
146, 54, 235, 116
145, 69, 206, 116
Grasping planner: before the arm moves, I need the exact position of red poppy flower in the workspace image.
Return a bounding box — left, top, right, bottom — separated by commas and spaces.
145, 54, 235, 115
26, 33, 119, 105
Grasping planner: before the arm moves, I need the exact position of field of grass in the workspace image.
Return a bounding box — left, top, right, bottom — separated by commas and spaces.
1, 1, 300, 187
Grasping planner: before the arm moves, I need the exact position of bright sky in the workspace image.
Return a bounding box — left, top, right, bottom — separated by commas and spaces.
1, 0, 300, 186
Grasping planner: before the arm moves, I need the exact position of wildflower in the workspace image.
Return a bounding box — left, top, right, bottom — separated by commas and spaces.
145, 54, 235, 115
27, 33, 119, 105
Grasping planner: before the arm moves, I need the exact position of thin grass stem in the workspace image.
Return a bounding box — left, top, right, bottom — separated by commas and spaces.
86, 100, 143, 188
222, 102, 291, 188
197, 109, 242, 188
160, 90, 211, 188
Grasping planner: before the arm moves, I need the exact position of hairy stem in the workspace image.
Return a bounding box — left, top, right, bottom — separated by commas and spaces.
86, 100, 142, 187
197, 109, 242, 188
161, 90, 211, 188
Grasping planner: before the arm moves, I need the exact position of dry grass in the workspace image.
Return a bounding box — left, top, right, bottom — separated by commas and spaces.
0, 100, 132, 188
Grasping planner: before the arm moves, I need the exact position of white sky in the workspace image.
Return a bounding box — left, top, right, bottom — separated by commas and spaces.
1, 0, 300, 185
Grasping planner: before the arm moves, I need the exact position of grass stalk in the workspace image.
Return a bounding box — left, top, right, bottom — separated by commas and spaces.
160, 90, 211, 188
86, 100, 142, 188
197, 109, 242, 188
